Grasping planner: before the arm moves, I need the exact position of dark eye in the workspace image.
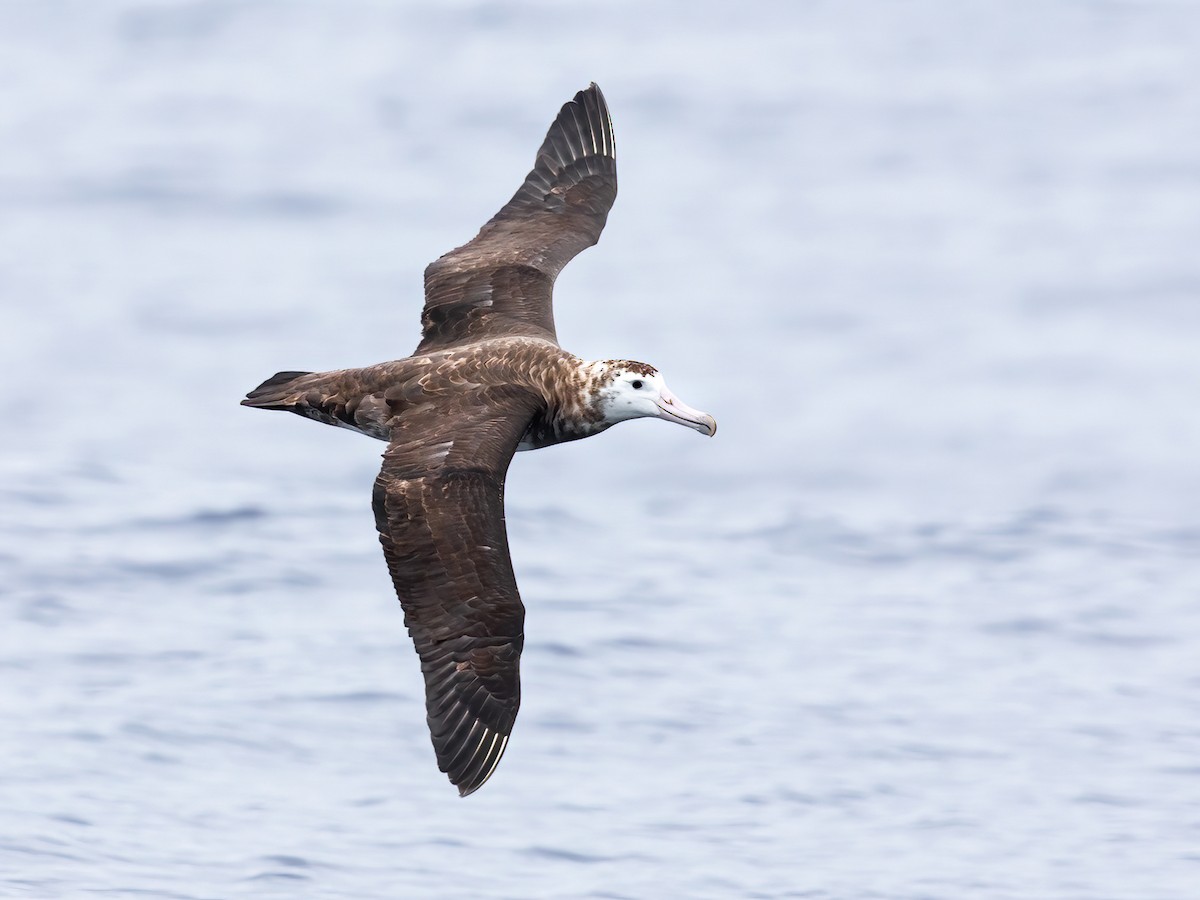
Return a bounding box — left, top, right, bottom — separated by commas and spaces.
631, 379, 644, 390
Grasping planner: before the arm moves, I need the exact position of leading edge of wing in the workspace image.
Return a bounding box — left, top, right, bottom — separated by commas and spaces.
417, 84, 618, 353
371, 394, 540, 795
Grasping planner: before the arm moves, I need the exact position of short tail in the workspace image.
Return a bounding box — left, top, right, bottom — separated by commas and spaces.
241, 370, 313, 409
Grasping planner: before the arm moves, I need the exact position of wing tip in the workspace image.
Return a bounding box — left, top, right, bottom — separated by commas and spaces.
449, 731, 511, 797
579, 82, 613, 159
580, 81, 605, 105
543, 81, 615, 166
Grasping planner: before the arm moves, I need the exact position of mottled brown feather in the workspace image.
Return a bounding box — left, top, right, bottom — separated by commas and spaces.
418, 84, 617, 353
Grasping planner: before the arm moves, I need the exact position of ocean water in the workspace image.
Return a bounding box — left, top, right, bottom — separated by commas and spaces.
2, 1, 1200, 897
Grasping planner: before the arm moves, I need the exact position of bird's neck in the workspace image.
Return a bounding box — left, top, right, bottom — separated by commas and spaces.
517, 357, 612, 451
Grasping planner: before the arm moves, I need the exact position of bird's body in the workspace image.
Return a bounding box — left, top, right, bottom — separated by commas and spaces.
244, 338, 630, 448
243, 84, 714, 795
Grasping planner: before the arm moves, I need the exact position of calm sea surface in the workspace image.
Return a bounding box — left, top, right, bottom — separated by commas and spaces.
2, 2, 1200, 897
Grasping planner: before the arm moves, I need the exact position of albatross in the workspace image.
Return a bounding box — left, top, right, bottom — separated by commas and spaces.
242, 83, 716, 796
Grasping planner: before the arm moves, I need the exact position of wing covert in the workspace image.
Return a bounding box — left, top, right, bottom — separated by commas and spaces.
418, 83, 618, 353
372, 390, 541, 795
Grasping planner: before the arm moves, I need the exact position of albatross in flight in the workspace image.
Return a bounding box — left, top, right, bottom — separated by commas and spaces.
242, 84, 716, 795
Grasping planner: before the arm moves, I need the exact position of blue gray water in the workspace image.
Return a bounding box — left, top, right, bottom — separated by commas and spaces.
3, 2, 1200, 897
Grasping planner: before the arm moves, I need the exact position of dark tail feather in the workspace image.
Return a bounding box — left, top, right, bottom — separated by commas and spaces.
242, 370, 312, 409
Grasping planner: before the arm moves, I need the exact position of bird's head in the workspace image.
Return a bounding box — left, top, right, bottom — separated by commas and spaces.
592, 360, 717, 437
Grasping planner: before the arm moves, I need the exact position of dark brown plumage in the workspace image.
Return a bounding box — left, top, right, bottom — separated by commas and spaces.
419, 84, 616, 352
243, 84, 715, 796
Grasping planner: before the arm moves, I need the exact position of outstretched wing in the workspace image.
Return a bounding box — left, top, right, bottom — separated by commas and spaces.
372, 388, 541, 795
418, 83, 618, 353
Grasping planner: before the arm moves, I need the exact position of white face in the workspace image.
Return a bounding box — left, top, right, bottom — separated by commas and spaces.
596, 364, 717, 436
